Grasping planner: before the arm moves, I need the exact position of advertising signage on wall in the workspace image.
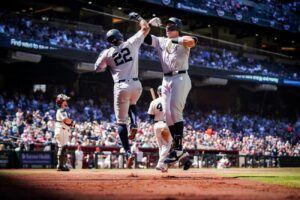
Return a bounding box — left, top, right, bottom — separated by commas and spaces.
10, 38, 57, 50
1, 35, 299, 88
0, 35, 98, 62
229, 75, 280, 84
20, 152, 53, 165
0, 151, 10, 168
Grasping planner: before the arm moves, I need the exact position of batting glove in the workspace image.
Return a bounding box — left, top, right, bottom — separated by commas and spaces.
129, 12, 143, 22
149, 17, 162, 27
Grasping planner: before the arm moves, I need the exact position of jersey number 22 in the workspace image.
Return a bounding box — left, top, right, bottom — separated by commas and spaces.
113, 48, 133, 66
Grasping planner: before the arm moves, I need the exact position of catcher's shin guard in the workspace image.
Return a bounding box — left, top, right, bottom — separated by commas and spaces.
57, 146, 63, 168
57, 146, 69, 171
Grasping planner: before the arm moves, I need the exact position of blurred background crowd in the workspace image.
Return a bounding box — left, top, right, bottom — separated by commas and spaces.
0, 91, 299, 157
0, 14, 298, 79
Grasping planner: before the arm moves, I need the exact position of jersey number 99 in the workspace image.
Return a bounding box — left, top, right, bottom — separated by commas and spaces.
113, 48, 133, 66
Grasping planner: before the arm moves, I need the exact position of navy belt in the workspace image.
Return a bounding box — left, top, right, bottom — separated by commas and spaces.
118, 78, 139, 83
164, 70, 186, 76
154, 120, 166, 123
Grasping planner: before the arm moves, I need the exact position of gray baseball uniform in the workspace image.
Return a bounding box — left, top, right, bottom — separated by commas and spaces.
148, 96, 172, 170
95, 30, 145, 124
150, 35, 192, 126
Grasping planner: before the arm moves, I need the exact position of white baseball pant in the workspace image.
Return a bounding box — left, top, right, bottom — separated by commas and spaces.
114, 80, 142, 124
162, 73, 191, 126
154, 121, 172, 169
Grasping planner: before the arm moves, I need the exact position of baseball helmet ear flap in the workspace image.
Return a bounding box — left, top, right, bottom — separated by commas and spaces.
106, 29, 124, 45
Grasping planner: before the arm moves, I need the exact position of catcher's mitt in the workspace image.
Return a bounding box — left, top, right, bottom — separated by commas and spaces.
63, 118, 73, 126
161, 129, 171, 142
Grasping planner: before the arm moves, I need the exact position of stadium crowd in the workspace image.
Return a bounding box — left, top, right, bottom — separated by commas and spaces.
178, 0, 300, 31
0, 14, 298, 80
0, 91, 299, 157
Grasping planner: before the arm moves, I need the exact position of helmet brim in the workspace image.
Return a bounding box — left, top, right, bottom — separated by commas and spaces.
166, 20, 177, 26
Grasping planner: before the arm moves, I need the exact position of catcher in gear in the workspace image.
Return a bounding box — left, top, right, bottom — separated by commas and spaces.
148, 86, 172, 172
94, 13, 150, 169
54, 94, 73, 171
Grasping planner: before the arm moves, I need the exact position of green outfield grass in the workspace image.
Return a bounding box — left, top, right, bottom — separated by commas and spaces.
0, 169, 54, 175
216, 168, 300, 188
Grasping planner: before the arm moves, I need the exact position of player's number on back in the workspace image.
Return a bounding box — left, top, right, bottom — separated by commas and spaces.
156, 103, 163, 112
113, 48, 133, 66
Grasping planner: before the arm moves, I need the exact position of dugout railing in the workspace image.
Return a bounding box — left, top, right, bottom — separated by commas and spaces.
93, 152, 300, 169
1, 149, 300, 169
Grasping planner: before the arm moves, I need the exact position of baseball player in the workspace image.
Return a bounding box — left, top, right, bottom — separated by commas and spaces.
144, 16, 197, 170
148, 86, 172, 172
54, 94, 73, 171
75, 143, 83, 169
94, 17, 150, 168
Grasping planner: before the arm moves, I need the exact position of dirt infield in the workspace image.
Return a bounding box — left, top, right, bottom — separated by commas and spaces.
0, 168, 299, 200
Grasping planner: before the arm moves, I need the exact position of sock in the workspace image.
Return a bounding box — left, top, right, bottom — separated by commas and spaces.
128, 105, 137, 128
173, 121, 184, 151
117, 124, 130, 151
168, 125, 175, 139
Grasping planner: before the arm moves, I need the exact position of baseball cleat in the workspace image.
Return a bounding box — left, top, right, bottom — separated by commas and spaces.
126, 153, 135, 169
164, 150, 189, 164
183, 159, 192, 170
155, 167, 168, 173
57, 165, 70, 171
155, 164, 168, 173
128, 127, 138, 140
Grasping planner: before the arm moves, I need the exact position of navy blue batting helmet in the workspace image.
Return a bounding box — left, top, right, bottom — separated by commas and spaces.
166, 17, 182, 31
106, 29, 124, 45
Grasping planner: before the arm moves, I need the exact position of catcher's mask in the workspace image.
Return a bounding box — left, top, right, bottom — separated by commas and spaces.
56, 94, 70, 107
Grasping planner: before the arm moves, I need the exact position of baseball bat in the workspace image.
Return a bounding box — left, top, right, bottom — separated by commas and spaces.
150, 88, 156, 100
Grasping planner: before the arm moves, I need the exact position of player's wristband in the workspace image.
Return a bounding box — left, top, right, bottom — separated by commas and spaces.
171, 37, 183, 45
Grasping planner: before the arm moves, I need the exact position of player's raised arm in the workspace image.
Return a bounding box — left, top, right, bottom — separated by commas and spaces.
94, 49, 108, 72
141, 17, 162, 47
139, 19, 150, 36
